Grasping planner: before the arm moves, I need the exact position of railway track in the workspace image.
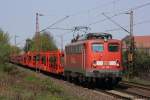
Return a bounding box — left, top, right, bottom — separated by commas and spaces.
95, 88, 150, 100
95, 89, 131, 100
111, 81, 150, 99
120, 81, 150, 91
93, 81, 150, 99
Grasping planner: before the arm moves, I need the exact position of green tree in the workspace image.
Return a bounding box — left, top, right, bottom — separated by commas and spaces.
24, 31, 58, 52
40, 31, 58, 51
0, 29, 11, 64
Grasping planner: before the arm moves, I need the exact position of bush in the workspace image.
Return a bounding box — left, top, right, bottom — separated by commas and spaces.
134, 50, 150, 76
0, 44, 11, 63
0, 29, 11, 64
122, 49, 150, 78
0, 29, 17, 74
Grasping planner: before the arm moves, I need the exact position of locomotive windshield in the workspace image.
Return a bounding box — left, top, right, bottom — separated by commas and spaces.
92, 43, 103, 52
108, 43, 119, 52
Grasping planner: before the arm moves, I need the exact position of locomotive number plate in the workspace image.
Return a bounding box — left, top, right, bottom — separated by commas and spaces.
103, 61, 109, 66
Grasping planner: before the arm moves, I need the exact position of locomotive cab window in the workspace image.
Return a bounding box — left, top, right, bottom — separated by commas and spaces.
108, 43, 119, 52
92, 43, 103, 52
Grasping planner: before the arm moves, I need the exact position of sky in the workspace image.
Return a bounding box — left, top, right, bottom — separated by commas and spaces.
0, 0, 150, 49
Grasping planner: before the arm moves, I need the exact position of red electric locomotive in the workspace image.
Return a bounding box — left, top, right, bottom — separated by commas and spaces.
64, 33, 123, 86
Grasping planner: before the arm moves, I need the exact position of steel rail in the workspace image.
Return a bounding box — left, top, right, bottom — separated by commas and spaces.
120, 81, 150, 91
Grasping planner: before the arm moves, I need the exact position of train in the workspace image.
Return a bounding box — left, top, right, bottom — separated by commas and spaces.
10, 33, 123, 87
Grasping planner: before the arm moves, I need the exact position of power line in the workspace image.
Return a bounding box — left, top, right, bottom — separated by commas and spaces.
102, 12, 130, 34
66, 0, 121, 27
132, 2, 150, 10
88, 12, 124, 26
45, 26, 91, 33
105, 19, 150, 32
69, 0, 121, 17
45, 27, 73, 31
90, 0, 121, 11
40, 16, 69, 32
88, 2, 150, 26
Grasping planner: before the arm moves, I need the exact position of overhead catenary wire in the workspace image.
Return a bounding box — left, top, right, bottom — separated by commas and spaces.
104, 19, 150, 32
68, 0, 121, 17
88, 12, 124, 26
45, 27, 73, 31
88, 2, 150, 26
102, 13, 130, 34
132, 2, 150, 11
44, 26, 91, 34
40, 16, 69, 32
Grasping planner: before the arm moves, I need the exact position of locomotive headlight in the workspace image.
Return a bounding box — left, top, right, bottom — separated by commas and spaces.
92, 60, 97, 68
109, 60, 120, 67
92, 60, 103, 68
116, 60, 120, 66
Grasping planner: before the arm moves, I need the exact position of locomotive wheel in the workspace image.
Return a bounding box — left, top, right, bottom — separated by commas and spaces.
66, 75, 71, 82
78, 75, 84, 85
63, 75, 67, 81
69, 76, 73, 83
78, 76, 82, 84
73, 77, 79, 84
104, 78, 113, 89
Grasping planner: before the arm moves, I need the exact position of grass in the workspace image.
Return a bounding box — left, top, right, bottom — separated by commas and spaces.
0, 63, 78, 100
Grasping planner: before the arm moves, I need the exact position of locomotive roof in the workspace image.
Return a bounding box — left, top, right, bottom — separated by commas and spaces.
66, 38, 121, 47
66, 33, 120, 47
87, 33, 112, 39
71, 32, 112, 42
